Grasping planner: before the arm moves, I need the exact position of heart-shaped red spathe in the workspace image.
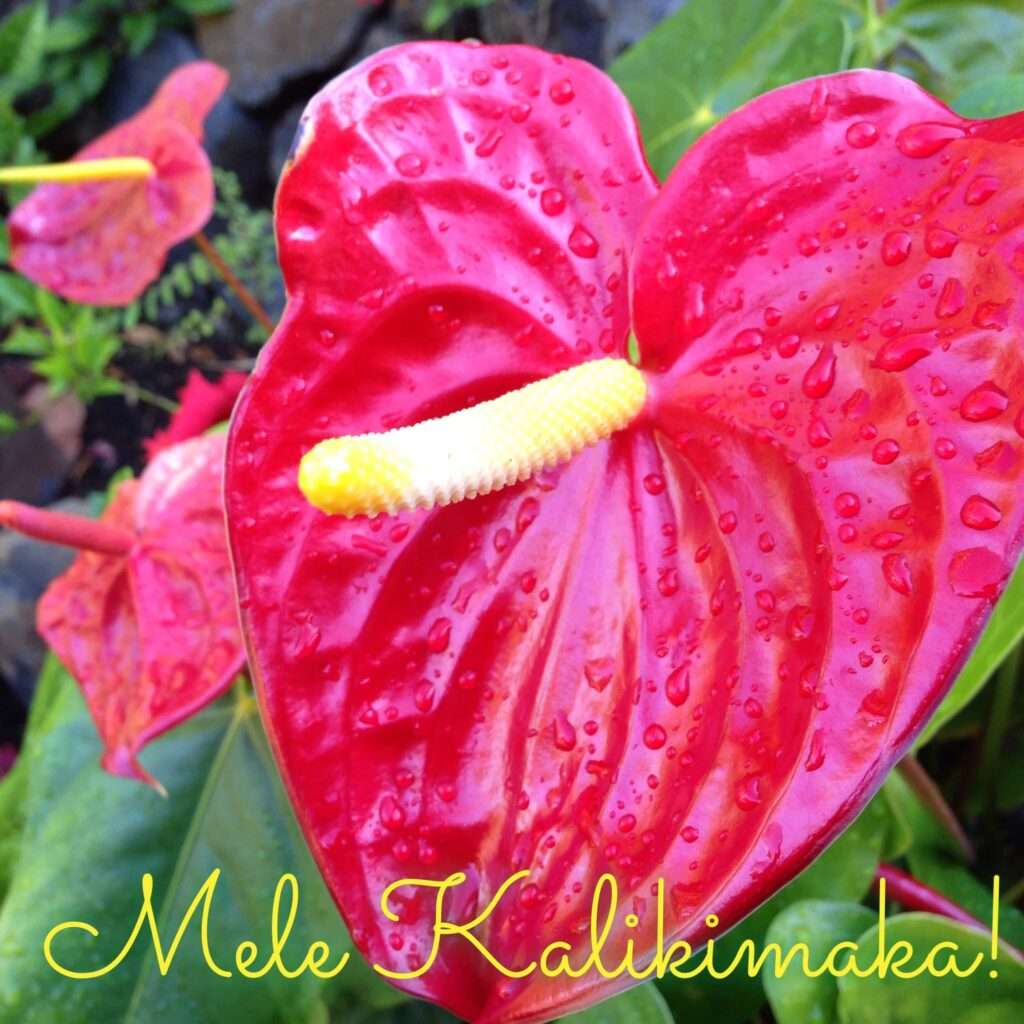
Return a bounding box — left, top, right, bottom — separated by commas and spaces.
8, 61, 227, 306
225, 43, 1024, 1022
37, 433, 243, 787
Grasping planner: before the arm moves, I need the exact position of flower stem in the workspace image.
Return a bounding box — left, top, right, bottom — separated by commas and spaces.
874, 864, 982, 929
0, 157, 154, 185
897, 755, 975, 863
193, 231, 275, 335
0, 500, 134, 556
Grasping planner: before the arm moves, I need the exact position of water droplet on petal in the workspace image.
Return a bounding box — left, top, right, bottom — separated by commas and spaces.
835, 492, 861, 518
584, 657, 615, 692
540, 188, 566, 216
368, 66, 394, 97
883, 552, 913, 595
961, 494, 1002, 530
846, 121, 879, 148
925, 227, 959, 258
936, 277, 966, 318
802, 344, 837, 398
736, 774, 763, 811
961, 381, 1008, 422
949, 547, 1009, 598
965, 175, 999, 205
568, 224, 599, 259
414, 681, 436, 712
380, 796, 405, 830
549, 77, 575, 105
553, 712, 577, 751
873, 332, 933, 371
896, 122, 965, 158
665, 666, 690, 707
872, 439, 900, 465
427, 618, 451, 652
804, 729, 826, 771
474, 128, 504, 158
881, 230, 912, 266
643, 724, 667, 750
396, 152, 426, 177
643, 473, 666, 495
681, 825, 699, 843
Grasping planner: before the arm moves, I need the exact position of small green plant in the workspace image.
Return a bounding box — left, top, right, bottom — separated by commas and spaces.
0, 0, 235, 148
1, 286, 124, 405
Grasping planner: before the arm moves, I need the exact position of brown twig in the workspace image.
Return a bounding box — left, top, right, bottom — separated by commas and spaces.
897, 754, 975, 863
193, 231, 275, 335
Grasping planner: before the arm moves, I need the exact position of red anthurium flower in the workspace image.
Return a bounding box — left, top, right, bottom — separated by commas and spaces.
143, 368, 248, 461
226, 43, 1024, 1022
0, 433, 243, 788
7, 61, 227, 306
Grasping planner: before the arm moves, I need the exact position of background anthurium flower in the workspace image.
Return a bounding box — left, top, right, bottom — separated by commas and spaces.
143, 368, 248, 461
7, 61, 227, 306
225, 43, 1024, 1023
1, 433, 243, 789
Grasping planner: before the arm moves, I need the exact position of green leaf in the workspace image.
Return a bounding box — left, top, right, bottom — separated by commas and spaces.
121, 13, 158, 59
423, 0, 495, 33
0, 410, 19, 435
0, 1, 47, 99
0, 272, 38, 325
835, 914, 1024, 1023
609, 0, 852, 179
1, 327, 50, 357
882, 0, 1024, 101
917, 558, 1024, 745
0, 660, 394, 1022
951, 74, 1024, 117
44, 11, 103, 53
174, 0, 238, 15
561, 982, 673, 1024
763, 900, 877, 1024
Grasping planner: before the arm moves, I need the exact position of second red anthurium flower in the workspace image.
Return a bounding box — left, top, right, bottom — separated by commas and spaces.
6, 61, 227, 306
226, 43, 1024, 1023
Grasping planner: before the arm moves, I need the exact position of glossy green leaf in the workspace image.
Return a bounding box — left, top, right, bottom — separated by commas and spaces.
918, 559, 1024, 746
883, 0, 1024, 100
952, 74, 1024, 117
0, 659, 394, 1023
763, 900, 877, 1024
835, 914, 1024, 1023
561, 982, 673, 1024
609, 0, 851, 179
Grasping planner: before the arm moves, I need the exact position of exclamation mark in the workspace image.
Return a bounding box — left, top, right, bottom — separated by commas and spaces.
990, 875, 1001, 979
